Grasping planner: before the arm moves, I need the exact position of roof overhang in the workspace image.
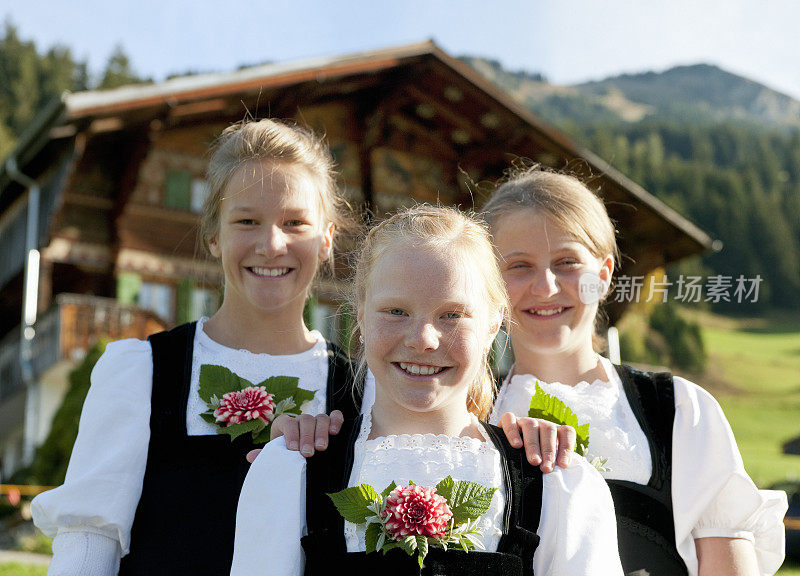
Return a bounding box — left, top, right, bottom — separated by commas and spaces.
0, 40, 714, 262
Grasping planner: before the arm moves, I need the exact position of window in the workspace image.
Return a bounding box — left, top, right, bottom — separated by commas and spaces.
116, 272, 142, 305
493, 327, 514, 376
311, 302, 338, 342
191, 287, 218, 320
138, 282, 174, 321
190, 178, 210, 213
164, 170, 191, 210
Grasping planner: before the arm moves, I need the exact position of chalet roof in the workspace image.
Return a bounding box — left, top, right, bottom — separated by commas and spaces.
1, 40, 714, 264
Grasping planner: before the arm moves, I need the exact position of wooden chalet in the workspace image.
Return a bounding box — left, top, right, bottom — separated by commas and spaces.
0, 41, 713, 475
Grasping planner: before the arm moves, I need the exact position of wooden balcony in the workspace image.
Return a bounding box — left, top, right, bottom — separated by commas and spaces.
0, 294, 167, 403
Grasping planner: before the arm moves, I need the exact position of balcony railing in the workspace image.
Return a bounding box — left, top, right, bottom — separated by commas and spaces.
0, 294, 167, 402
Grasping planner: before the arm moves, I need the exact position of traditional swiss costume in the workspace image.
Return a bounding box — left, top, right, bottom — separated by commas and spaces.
33, 319, 362, 576
490, 357, 787, 576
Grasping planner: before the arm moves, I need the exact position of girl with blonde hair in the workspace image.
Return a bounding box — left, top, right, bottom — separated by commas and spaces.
485, 167, 787, 576
33, 118, 362, 576
232, 205, 622, 575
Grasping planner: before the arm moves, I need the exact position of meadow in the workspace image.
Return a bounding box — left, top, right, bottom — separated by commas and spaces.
684, 309, 800, 575
688, 310, 800, 487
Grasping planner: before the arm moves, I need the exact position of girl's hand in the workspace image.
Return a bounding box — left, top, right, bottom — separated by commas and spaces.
498, 412, 576, 473
246, 410, 345, 463
247, 411, 577, 474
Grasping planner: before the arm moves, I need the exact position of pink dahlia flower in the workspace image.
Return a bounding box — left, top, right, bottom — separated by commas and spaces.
381, 485, 453, 539
213, 386, 275, 426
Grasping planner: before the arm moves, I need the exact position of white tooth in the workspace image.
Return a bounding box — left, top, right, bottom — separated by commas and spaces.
536, 307, 563, 316
400, 362, 408, 371
420, 366, 431, 375
410, 364, 420, 374
252, 267, 288, 277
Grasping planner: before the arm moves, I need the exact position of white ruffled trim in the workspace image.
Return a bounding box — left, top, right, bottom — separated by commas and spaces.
344, 411, 506, 553
490, 358, 652, 483
187, 318, 330, 434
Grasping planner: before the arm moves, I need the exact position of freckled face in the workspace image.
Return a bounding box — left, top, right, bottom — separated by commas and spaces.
493, 210, 612, 358
208, 160, 332, 318
359, 245, 497, 416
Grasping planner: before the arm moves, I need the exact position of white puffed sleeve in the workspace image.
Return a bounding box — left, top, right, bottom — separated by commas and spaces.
31, 338, 153, 566
534, 455, 624, 576
671, 377, 787, 576
230, 437, 307, 576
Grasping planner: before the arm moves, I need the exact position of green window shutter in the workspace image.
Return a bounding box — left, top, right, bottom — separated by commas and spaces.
117, 272, 141, 305
176, 277, 195, 324
165, 170, 191, 210
303, 294, 317, 330
337, 308, 354, 355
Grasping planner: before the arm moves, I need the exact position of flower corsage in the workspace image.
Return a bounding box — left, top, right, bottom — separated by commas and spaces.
527, 381, 609, 471
198, 364, 315, 443
328, 476, 496, 568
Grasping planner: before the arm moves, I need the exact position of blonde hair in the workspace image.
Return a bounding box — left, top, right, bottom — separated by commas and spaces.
201, 118, 356, 265
483, 166, 619, 350
351, 205, 508, 420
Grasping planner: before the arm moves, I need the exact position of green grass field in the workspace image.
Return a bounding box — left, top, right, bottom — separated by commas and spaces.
0, 563, 47, 576
686, 309, 800, 487
686, 310, 800, 575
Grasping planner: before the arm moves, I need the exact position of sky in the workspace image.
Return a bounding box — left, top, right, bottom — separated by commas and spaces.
3, 0, 800, 100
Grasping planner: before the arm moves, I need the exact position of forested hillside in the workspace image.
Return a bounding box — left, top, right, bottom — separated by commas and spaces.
464, 57, 800, 310
0, 22, 147, 158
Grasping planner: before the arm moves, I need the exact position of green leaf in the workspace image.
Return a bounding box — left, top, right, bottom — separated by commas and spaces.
218, 419, 264, 441
292, 387, 317, 408
435, 476, 454, 503
327, 485, 380, 524
416, 536, 428, 567
252, 424, 273, 444
528, 382, 590, 456
199, 412, 218, 425
462, 535, 478, 551
381, 481, 397, 498
198, 364, 253, 404
365, 522, 382, 553
399, 536, 417, 555
257, 375, 300, 403
447, 480, 498, 524
381, 540, 401, 553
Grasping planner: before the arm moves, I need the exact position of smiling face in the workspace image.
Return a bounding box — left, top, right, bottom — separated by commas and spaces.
208, 160, 332, 321
359, 242, 498, 419
493, 209, 613, 361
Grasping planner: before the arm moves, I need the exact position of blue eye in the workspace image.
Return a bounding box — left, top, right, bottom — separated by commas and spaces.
444, 312, 462, 319
388, 309, 404, 316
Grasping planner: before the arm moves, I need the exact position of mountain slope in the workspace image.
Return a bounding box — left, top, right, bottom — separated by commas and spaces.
463, 57, 800, 129
578, 64, 800, 128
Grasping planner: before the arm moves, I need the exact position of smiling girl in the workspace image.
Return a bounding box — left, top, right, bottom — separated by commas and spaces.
32, 119, 362, 576
484, 167, 787, 576
231, 205, 623, 575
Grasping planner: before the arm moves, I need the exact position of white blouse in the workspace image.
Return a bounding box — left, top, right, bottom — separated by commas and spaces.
489, 356, 788, 576
32, 318, 332, 576
231, 412, 624, 576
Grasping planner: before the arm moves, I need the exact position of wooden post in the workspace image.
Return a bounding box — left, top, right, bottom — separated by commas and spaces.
357, 108, 385, 219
